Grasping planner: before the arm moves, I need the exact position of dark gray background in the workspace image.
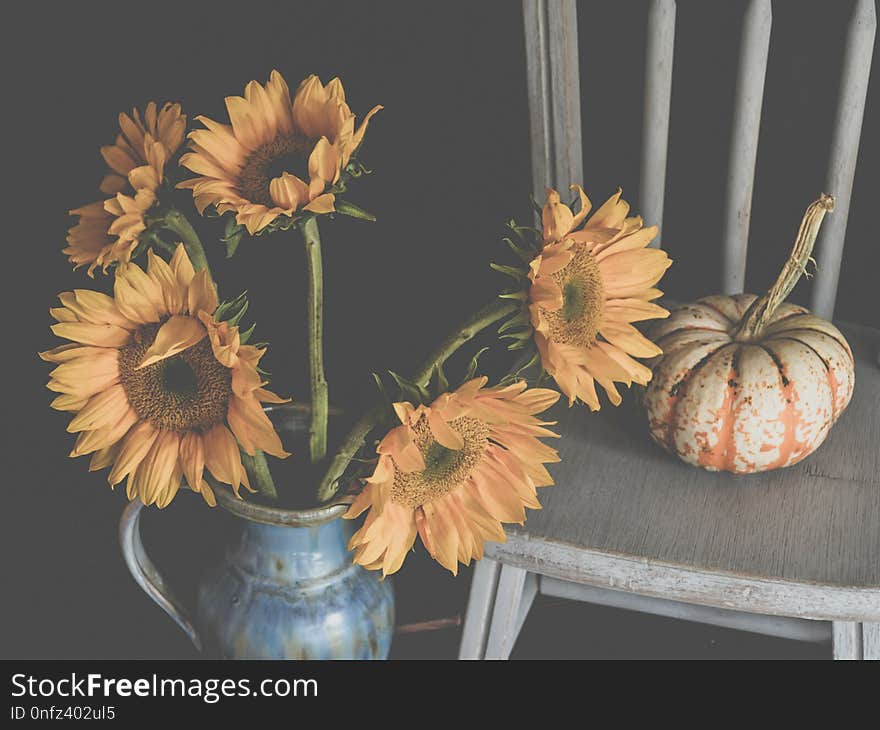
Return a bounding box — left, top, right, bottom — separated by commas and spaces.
4, 0, 876, 659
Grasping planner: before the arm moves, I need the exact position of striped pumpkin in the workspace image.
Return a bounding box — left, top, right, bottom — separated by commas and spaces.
643, 293, 854, 473
643, 194, 854, 474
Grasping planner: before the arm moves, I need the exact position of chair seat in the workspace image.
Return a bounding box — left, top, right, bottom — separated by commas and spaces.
486, 321, 880, 621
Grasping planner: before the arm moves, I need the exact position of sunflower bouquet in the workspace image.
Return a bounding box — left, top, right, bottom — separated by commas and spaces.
42, 71, 671, 579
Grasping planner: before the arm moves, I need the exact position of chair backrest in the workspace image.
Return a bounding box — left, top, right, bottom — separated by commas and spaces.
523, 0, 876, 320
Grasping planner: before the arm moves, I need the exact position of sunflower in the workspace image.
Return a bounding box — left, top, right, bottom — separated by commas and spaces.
100, 101, 186, 195
64, 202, 116, 275
101, 142, 169, 260
178, 71, 381, 234
528, 186, 672, 410
41, 244, 290, 508
345, 378, 560, 576
66, 142, 167, 275
66, 102, 185, 276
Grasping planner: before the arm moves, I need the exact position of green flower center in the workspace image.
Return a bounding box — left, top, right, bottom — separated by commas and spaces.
422, 441, 464, 481
562, 280, 587, 321
545, 242, 605, 348
390, 415, 489, 507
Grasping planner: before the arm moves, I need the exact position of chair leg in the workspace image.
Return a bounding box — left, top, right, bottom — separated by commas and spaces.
458, 559, 501, 660
484, 565, 538, 660
863, 623, 880, 660
832, 621, 880, 660
832, 622, 861, 659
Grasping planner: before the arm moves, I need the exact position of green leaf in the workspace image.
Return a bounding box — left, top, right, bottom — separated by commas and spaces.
499, 329, 532, 343
129, 233, 157, 260
498, 310, 530, 334
507, 220, 541, 240
490, 262, 526, 281
372, 372, 391, 403
335, 199, 377, 222
500, 327, 534, 351
344, 158, 373, 178
254, 213, 301, 237
506, 219, 527, 243
214, 291, 249, 323
238, 322, 256, 345
432, 364, 449, 395
328, 178, 348, 195
528, 194, 543, 217
388, 371, 429, 405
499, 290, 528, 301
464, 347, 490, 381
221, 217, 247, 258
502, 237, 533, 264
498, 349, 541, 386
227, 300, 249, 327
512, 350, 540, 379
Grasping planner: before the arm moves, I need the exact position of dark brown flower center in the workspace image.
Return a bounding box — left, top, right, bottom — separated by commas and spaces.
543, 242, 605, 348
390, 416, 489, 507
237, 134, 313, 207
118, 322, 232, 432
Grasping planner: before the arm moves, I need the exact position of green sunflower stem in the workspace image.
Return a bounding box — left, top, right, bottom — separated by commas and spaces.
162, 208, 211, 275
315, 297, 519, 503
240, 448, 279, 500
408, 299, 519, 388
300, 216, 329, 465
315, 403, 388, 504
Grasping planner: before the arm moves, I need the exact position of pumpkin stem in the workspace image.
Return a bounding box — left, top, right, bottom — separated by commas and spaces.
732, 193, 834, 342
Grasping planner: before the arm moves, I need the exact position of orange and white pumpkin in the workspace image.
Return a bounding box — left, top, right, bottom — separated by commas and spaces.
643, 293, 854, 473
643, 194, 855, 474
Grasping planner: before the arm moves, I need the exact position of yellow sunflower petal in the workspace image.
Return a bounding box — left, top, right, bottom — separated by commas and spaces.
568, 184, 593, 230
138, 315, 207, 368
187, 269, 219, 316
308, 136, 340, 189
269, 172, 310, 210
542, 188, 574, 243
594, 225, 658, 260
347, 104, 383, 162
51, 322, 131, 348
303, 193, 335, 214
108, 421, 159, 486
602, 298, 669, 323
599, 322, 663, 358
291, 75, 325, 139
135, 430, 180, 506
203, 424, 247, 496
427, 410, 464, 450
179, 431, 206, 493
225, 95, 261, 151
170, 244, 196, 289
66, 384, 130, 433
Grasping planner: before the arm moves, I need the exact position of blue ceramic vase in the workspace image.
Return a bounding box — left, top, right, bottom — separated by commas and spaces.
119, 405, 395, 659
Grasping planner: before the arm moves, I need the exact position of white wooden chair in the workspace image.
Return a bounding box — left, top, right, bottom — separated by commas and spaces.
459, 0, 879, 660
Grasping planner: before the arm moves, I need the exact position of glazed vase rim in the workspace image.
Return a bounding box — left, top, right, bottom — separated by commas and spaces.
214, 486, 348, 527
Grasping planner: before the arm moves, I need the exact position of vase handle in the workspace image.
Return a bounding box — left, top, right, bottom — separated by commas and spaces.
119, 500, 202, 651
